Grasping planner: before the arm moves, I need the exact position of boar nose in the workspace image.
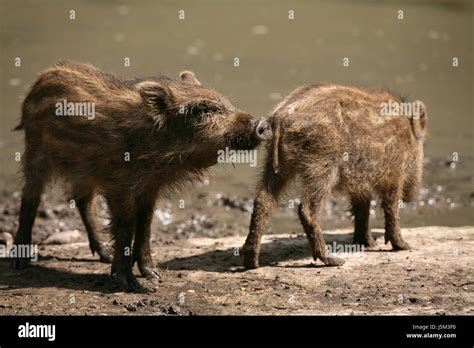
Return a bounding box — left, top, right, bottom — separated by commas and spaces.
255, 118, 272, 141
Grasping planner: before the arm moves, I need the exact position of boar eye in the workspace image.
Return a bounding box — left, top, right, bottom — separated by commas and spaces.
188, 101, 223, 119
197, 104, 218, 116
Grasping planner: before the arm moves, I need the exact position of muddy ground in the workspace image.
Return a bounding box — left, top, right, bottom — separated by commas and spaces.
0, 224, 472, 315
0, 159, 473, 315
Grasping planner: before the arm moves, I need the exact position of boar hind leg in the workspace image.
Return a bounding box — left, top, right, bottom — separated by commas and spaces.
351, 195, 376, 247
133, 197, 159, 280
298, 173, 345, 267
75, 192, 113, 263
298, 197, 345, 267
381, 186, 411, 250
12, 152, 51, 269
243, 167, 290, 269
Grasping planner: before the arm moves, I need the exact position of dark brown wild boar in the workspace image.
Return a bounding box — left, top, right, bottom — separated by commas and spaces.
243, 83, 427, 269
12, 60, 272, 289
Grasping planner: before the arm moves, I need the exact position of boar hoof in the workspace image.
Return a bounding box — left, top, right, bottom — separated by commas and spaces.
242, 251, 260, 269
243, 259, 259, 269
390, 238, 411, 251
114, 269, 142, 291
242, 244, 260, 269
139, 265, 161, 280
320, 255, 345, 267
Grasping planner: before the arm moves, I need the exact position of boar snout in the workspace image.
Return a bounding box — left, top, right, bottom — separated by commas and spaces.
255, 118, 272, 141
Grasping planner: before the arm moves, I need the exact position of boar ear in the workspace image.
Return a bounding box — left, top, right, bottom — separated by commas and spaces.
137, 81, 174, 128
179, 70, 201, 86
411, 100, 427, 140
415, 100, 427, 129
137, 80, 174, 112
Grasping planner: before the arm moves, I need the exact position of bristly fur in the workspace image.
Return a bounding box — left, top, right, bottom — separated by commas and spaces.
12, 60, 266, 288
242, 82, 428, 269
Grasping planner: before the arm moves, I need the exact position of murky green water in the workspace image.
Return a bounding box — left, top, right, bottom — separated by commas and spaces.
0, 0, 472, 229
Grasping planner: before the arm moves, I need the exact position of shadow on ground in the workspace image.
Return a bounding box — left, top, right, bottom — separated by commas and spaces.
0, 231, 389, 293
160, 231, 386, 272
0, 262, 119, 293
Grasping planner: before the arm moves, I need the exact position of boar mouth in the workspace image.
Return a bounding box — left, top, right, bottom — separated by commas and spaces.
234, 137, 259, 150
225, 133, 259, 150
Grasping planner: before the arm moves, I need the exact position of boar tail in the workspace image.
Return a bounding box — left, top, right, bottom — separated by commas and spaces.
272, 117, 282, 174
410, 100, 427, 141
14, 106, 26, 131
13, 121, 23, 131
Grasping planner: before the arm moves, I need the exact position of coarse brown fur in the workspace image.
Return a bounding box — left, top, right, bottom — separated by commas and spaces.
243, 83, 427, 269
12, 60, 272, 290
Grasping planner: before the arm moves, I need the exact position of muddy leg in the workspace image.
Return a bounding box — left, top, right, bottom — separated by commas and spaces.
75, 193, 113, 263
381, 187, 410, 250
12, 154, 50, 269
243, 167, 290, 269
298, 195, 345, 266
351, 195, 376, 247
133, 197, 159, 280
108, 197, 140, 291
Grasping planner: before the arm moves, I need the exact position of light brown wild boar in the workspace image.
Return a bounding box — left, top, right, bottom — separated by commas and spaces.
12, 60, 272, 290
242, 83, 427, 269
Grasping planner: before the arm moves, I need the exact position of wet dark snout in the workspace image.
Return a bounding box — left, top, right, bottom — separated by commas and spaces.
255, 118, 272, 141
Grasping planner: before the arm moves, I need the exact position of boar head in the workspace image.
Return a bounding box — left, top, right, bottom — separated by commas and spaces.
136, 71, 271, 167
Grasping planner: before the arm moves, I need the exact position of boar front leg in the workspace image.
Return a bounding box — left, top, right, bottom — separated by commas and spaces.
381, 186, 411, 250
243, 168, 289, 269
351, 195, 377, 247
133, 196, 160, 280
